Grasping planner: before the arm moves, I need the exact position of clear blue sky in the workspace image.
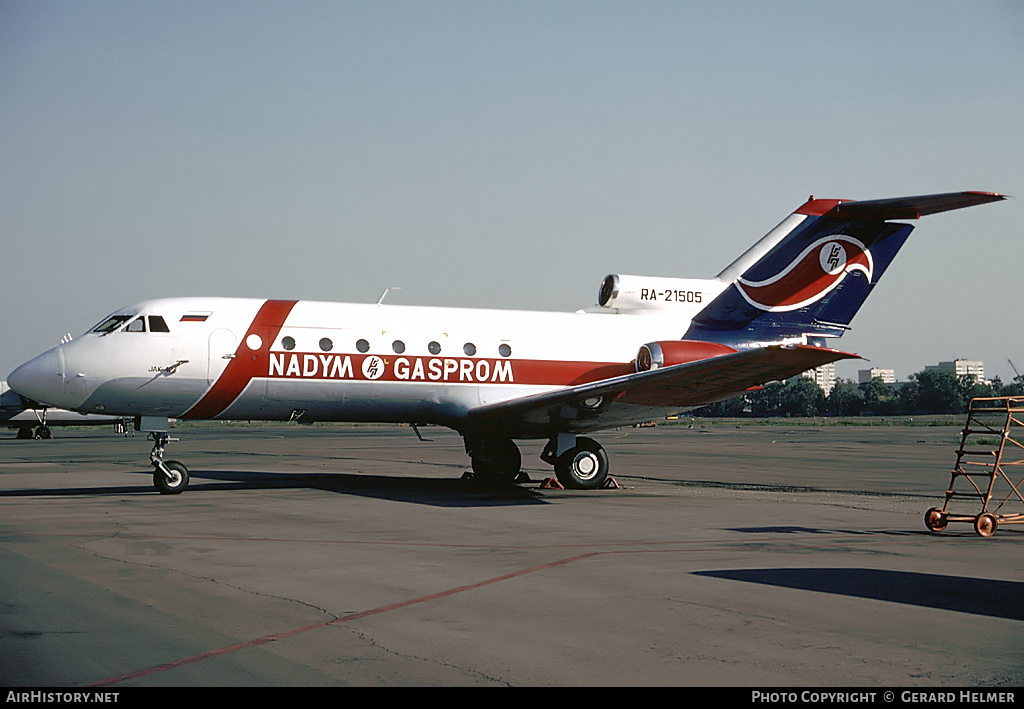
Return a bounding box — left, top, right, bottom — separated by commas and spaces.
2, 1, 1022, 383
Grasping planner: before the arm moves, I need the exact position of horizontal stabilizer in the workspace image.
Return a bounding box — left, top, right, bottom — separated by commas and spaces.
827, 191, 1005, 220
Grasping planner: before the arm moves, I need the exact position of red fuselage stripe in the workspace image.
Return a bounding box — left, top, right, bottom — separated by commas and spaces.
181, 299, 299, 420
264, 352, 634, 386
180, 299, 643, 420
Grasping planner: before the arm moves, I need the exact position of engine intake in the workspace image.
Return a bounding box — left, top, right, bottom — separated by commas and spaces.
635, 341, 737, 372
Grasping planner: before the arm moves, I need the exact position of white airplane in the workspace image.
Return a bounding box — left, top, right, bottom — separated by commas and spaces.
0, 380, 128, 439
7, 192, 1005, 494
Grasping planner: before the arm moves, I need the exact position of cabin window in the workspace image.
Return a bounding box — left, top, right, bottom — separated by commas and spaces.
356, 339, 370, 353
92, 314, 134, 334
463, 343, 476, 356
499, 343, 512, 358
319, 338, 333, 352
281, 336, 296, 351
428, 341, 441, 355
148, 316, 170, 333
392, 340, 406, 354
126, 317, 146, 333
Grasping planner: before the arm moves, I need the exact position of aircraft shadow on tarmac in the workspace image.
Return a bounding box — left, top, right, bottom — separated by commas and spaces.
693, 568, 1024, 621
192, 468, 550, 507
0, 468, 550, 508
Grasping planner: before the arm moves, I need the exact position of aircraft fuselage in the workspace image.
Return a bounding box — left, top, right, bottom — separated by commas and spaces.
12, 296, 703, 431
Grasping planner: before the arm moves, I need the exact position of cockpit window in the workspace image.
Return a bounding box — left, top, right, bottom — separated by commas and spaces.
148, 315, 170, 332
92, 314, 134, 335
126, 317, 146, 332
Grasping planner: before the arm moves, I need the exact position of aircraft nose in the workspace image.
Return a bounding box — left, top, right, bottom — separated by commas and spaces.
8, 348, 64, 406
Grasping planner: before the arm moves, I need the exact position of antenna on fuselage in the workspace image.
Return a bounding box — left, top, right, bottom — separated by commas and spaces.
376, 287, 401, 305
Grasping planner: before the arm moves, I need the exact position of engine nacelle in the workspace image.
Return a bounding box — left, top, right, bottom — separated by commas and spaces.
598, 274, 727, 312
635, 340, 737, 372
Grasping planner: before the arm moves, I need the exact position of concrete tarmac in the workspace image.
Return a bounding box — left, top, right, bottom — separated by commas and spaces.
1, 421, 1021, 687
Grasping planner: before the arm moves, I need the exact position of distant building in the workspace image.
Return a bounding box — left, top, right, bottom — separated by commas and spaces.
859, 368, 896, 384
802, 361, 837, 395
925, 359, 986, 383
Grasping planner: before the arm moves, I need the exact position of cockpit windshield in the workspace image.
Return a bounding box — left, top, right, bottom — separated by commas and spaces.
92, 314, 135, 335
90, 313, 171, 335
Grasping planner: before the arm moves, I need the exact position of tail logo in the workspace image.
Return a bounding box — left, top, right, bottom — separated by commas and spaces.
736, 236, 873, 312
822, 242, 846, 273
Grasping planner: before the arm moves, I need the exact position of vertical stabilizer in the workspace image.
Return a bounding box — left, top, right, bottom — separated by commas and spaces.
686, 191, 1004, 345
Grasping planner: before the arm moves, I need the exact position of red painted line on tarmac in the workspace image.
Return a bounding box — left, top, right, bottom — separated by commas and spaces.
84, 551, 600, 687
80, 530, 926, 686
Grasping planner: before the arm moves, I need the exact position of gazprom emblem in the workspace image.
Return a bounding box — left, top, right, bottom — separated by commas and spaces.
736, 235, 873, 312
820, 241, 847, 275
361, 355, 386, 380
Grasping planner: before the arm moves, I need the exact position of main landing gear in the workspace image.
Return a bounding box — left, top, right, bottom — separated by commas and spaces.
464, 436, 523, 486
148, 431, 189, 495
541, 435, 610, 490
16, 425, 52, 440
464, 433, 612, 490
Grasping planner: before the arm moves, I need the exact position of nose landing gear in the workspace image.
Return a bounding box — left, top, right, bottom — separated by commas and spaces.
147, 429, 189, 495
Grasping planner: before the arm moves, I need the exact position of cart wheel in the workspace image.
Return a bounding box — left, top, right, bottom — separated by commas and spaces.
924, 507, 948, 533
973, 512, 998, 538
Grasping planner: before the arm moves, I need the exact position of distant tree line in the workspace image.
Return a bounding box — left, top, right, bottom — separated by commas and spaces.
694, 369, 1024, 418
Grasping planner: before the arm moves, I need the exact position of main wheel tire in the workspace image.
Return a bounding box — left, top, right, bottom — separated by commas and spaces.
554, 437, 609, 490
470, 439, 521, 486
154, 460, 189, 495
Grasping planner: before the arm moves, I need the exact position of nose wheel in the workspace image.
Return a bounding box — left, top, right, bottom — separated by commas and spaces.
149, 431, 189, 494
154, 460, 189, 494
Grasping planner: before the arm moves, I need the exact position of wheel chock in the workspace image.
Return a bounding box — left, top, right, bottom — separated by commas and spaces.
540, 478, 564, 489
602, 477, 621, 489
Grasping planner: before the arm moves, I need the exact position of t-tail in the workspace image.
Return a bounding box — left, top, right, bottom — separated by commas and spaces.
684, 191, 1005, 347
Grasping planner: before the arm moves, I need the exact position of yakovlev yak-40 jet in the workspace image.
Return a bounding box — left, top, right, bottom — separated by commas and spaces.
8, 192, 1005, 494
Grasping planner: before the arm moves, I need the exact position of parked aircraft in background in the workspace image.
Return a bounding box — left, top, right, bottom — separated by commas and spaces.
1, 381, 128, 439
7, 192, 1004, 493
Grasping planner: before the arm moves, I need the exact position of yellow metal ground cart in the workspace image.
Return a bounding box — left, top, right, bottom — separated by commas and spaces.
925, 396, 1024, 537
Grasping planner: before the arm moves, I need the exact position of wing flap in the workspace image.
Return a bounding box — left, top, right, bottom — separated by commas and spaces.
466, 345, 860, 437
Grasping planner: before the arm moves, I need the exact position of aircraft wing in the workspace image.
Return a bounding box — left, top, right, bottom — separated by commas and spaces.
465, 345, 859, 438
